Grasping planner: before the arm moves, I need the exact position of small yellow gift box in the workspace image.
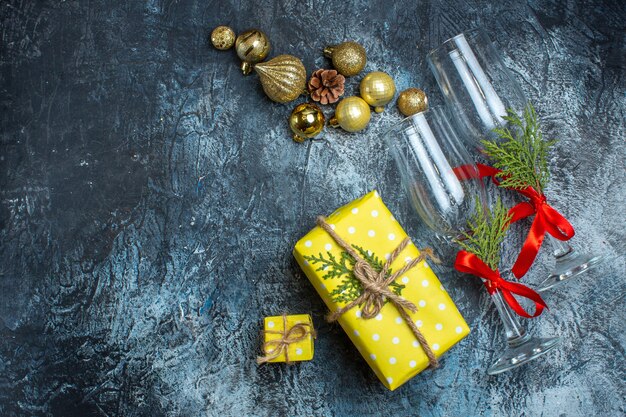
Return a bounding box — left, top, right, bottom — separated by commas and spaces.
293, 191, 469, 390
257, 314, 315, 364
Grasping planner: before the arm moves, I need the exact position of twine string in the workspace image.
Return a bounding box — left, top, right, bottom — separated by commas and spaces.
317, 216, 440, 368
257, 313, 316, 365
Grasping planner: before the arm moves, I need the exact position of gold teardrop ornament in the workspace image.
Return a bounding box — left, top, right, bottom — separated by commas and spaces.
235, 29, 270, 75
254, 55, 307, 103
397, 88, 428, 116
323, 41, 367, 77
329, 96, 371, 133
289, 103, 325, 143
360, 71, 396, 113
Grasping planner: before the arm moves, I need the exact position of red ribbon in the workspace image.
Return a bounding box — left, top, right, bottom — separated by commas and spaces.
453, 163, 575, 279
454, 250, 547, 318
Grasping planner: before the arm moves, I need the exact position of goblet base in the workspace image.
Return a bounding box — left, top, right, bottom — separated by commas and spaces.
487, 334, 561, 375
538, 249, 605, 292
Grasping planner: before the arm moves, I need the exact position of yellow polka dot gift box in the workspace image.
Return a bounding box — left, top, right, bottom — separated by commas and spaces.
257, 314, 315, 364
293, 190, 470, 390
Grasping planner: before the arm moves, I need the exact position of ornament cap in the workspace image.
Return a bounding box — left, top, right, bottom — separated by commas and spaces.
241, 62, 253, 75
374, 106, 384, 113
323, 46, 335, 58
329, 116, 340, 128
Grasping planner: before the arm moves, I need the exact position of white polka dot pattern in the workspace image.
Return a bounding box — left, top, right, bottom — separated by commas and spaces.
263, 314, 314, 364
293, 190, 470, 390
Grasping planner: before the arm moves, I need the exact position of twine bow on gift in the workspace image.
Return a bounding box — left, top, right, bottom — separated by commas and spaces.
454, 163, 575, 278
256, 314, 316, 365
317, 216, 441, 368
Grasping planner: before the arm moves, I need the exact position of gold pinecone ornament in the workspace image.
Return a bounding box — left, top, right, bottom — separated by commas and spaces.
323, 41, 367, 77
308, 69, 345, 105
254, 55, 307, 103
289, 103, 325, 143
397, 88, 428, 116
235, 29, 271, 75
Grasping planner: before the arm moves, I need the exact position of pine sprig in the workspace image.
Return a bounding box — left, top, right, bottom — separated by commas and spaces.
481, 103, 556, 193
303, 245, 404, 304
454, 198, 512, 270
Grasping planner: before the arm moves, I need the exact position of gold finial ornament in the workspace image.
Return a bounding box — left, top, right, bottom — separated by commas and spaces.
359, 71, 396, 113
323, 41, 367, 77
329, 96, 371, 133
210, 26, 236, 50
289, 103, 325, 142
235, 29, 271, 75
397, 88, 428, 116
254, 55, 307, 103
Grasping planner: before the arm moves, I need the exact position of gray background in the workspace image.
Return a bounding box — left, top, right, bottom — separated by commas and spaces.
1, 0, 625, 416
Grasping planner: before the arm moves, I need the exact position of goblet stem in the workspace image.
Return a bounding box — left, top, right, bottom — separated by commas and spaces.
490, 290, 527, 342
548, 235, 572, 257
487, 289, 560, 375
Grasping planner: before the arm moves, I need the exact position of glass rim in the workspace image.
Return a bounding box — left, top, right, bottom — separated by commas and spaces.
426, 27, 486, 59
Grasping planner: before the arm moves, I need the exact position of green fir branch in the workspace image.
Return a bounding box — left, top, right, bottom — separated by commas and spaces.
481, 103, 556, 193
303, 245, 404, 305
454, 197, 512, 270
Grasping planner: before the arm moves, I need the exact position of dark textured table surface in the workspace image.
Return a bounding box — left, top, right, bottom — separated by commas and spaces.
1, 1, 625, 416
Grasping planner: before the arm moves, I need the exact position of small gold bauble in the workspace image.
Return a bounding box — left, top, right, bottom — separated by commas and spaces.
289, 103, 325, 142
254, 55, 307, 103
329, 96, 371, 133
359, 71, 396, 113
323, 41, 367, 77
210, 26, 235, 50
397, 88, 428, 116
235, 29, 270, 75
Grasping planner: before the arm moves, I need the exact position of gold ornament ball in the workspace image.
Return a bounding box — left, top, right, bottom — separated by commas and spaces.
254, 55, 307, 103
323, 41, 367, 77
289, 103, 325, 143
210, 26, 235, 50
329, 96, 371, 133
397, 88, 428, 116
235, 29, 271, 75
359, 71, 396, 113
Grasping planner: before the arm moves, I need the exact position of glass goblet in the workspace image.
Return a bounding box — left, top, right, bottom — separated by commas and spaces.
385, 106, 560, 374
427, 28, 605, 291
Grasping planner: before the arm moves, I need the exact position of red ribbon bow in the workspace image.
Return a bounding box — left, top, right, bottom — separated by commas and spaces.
454, 250, 547, 318
454, 163, 575, 279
